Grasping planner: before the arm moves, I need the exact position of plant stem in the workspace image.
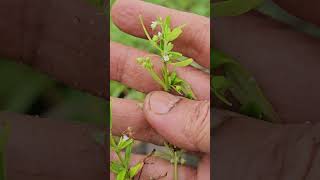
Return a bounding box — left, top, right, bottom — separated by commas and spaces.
174, 151, 178, 180
163, 62, 169, 91
116, 150, 126, 166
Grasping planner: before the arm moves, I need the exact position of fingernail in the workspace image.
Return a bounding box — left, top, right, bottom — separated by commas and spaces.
149, 92, 181, 114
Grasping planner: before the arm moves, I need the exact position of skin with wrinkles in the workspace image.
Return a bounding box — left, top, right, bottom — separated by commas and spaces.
1, 0, 320, 179
111, 0, 210, 179
213, 0, 320, 179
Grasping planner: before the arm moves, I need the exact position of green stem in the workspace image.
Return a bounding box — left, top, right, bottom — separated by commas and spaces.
174, 151, 178, 180
116, 150, 126, 167
139, 15, 163, 53
163, 62, 169, 91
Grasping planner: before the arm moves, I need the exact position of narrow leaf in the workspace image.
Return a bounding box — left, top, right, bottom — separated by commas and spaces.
167, 26, 183, 41
124, 142, 132, 165
118, 138, 134, 150
110, 161, 124, 174
116, 170, 126, 180
172, 58, 193, 67
129, 162, 144, 178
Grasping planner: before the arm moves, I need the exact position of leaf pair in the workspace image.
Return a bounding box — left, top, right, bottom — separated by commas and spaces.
112, 161, 143, 180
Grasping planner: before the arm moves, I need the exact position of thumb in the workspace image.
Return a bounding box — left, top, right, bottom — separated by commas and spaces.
143, 91, 210, 153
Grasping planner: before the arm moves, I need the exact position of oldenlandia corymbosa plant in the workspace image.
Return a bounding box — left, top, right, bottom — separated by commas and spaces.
154, 142, 186, 180
137, 15, 196, 100
138, 15, 192, 180
110, 102, 143, 180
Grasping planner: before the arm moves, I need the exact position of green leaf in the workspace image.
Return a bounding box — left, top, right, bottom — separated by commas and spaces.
212, 49, 280, 122
167, 27, 183, 41
116, 169, 126, 180
212, 49, 235, 70
240, 101, 264, 119
212, 76, 232, 106
124, 142, 132, 165
118, 138, 134, 150
212, 0, 265, 17
148, 69, 166, 90
164, 16, 171, 33
212, 76, 231, 93
110, 134, 117, 148
169, 52, 183, 59
110, 161, 124, 174
129, 162, 143, 178
166, 42, 174, 52
172, 58, 193, 67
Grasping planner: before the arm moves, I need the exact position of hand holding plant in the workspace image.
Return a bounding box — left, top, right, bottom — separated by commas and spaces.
110, 0, 210, 179
137, 15, 195, 99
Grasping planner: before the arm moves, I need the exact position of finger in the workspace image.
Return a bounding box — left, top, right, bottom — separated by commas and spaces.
143, 91, 210, 153
110, 152, 196, 180
111, 0, 210, 68
111, 42, 210, 100
0, 0, 108, 99
213, 108, 320, 180
0, 112, 105, 180
214, 12, 320, 123
273, 0, 320, 26
111, 97, 164, 145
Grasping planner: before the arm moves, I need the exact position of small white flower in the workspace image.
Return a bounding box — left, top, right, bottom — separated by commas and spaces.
122, 135, 129, 141
157, 32, 162, 37
163, 55, 169, 62
151, 21, 158, 30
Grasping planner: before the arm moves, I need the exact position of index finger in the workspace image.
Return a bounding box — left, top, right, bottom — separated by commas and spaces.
111, 0, 210, 68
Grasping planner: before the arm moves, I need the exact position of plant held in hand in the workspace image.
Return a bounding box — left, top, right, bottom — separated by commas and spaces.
110, 103, 143, 180
138, 15, 191, 180
137, 15, 196, 100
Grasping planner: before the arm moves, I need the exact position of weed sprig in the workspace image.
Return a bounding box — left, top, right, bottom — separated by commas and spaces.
110, 103, 143, 180
137, 15, 196, 100
138, 15, 192, 180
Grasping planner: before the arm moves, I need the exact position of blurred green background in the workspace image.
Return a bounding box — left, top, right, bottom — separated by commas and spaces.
110, 0, 210, 101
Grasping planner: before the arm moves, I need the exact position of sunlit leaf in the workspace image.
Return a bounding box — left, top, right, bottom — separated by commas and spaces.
129, 162, 144, 178
172, 58, 193, 67
111, 161, 124, 174
167, 26, 183, 41
116, 170, 126, 180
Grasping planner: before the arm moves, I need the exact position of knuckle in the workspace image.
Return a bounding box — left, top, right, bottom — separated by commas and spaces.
184, 100, 210, 150
192, 20, 210, 58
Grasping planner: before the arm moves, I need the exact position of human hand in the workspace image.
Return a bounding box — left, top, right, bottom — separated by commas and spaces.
0, 0, 107, 179
213, 1, 320, 179
110, 0, 210, 179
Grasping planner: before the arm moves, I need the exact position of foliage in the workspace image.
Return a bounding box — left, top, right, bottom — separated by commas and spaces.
110, 101, 143, 180
110, 0, 210, 101
109, 1, 209, 179
137, 16, 195, 99
212, 0, 282, 122
212, 50, 280, 122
